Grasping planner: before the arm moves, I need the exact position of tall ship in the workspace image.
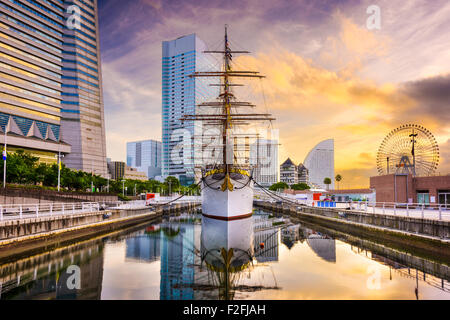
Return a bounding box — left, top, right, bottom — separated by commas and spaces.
182, 26, 275, 221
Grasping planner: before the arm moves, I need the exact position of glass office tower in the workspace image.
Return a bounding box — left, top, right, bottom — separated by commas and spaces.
161, 34, 211, 186
0, 0, 107, 175
127, 139, 161, 179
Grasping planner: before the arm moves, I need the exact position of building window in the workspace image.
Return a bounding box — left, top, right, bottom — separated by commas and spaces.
438, 190, 450, 207
417, 191, 430, 205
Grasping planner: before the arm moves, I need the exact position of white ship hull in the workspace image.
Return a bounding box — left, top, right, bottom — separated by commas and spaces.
201, 173, 254, 221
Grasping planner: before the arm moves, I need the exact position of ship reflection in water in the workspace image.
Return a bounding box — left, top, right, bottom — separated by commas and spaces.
0, 210, 449, 300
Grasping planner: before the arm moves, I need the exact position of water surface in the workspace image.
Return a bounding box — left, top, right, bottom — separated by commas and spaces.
0, 211, 448, 300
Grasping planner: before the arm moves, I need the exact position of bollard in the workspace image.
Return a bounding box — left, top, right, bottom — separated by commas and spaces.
393, 204, 396, 216
383, 203, 385, 215
50, 204, 53, 216
406, 204, 409, 217
439, 205, 442, 221
36, 205, 39, 218
422, 204, 425, 219
73, 204, 75, 214
62, 204, 64, 215
19, 205, 22, 219
0, 205, 2, 221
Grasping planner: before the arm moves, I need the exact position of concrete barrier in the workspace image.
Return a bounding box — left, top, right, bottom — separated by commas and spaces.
0, 202, 200, 261
254, 200, 450, 263
0, 187, 118, 205
254, 201, 450, 239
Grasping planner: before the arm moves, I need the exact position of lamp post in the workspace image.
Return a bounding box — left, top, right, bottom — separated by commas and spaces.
55, 149, 64, 192
3, 128, 7, 189
168, 180, 172, 198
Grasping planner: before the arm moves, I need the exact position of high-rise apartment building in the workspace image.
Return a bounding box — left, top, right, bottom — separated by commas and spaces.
127, 139, 161, 179
0, 0, 107, 175
161, 34, 210, 186
250, 139, 279, 187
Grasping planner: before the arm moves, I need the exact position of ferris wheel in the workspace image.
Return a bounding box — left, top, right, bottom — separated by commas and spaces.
376, 124, 440, 177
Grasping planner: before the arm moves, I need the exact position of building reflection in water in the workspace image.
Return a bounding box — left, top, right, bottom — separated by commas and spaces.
0, 239, 105, 300
125, 226, 161, 263
305, 233, 336, 263
159, 221, 196, 300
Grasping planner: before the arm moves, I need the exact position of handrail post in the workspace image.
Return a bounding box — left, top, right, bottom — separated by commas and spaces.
438, 205, 442, 221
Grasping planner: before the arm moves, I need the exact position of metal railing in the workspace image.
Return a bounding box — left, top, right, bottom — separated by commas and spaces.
297, 199, 449, 221
0, 202, 103, 221
253, 191, 450, 221
0, 197, 202, 222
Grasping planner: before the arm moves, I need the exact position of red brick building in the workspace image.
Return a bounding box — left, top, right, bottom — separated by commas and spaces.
370, 174, 450, 205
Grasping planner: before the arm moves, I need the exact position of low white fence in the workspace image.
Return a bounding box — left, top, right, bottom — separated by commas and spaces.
300, 199, 448, 221
0, 202, 107, 221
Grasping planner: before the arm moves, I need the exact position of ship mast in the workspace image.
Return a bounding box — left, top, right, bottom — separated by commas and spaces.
182, 26, 275, 183
223, 25, 231, 168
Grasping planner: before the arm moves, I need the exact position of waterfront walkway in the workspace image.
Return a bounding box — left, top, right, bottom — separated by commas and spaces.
0, 197, 202, 222
254, 190, 450, 221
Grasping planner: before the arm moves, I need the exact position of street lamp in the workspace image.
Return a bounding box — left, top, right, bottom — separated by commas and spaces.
55, 149, 64, 192
3, 127, 7, 189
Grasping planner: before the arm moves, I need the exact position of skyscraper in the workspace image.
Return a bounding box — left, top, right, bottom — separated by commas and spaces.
0, 0, 107, 175
127, 139, 161, 179
161, 34, 209, 185
250, 138, 279, 187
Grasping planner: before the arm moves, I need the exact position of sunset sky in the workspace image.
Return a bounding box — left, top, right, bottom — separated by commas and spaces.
97, 0, 450, 188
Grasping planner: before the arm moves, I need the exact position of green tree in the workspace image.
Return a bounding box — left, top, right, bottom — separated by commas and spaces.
269, 182, 289, 192
4, 150, 39, 184
323, 177, 332, 190
291, 183, 310, 191
335, 174, 342, 190
164, 176, 180, 195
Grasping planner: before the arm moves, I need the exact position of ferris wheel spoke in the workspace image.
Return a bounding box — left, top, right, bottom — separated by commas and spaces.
376, 124, 439, 176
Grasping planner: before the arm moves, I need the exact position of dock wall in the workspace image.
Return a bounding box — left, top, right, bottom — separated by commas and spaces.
254, 201, 450, 263
0, 202, 200, 261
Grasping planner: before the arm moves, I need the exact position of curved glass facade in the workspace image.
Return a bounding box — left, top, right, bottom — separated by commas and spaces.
304, 139, 335, 189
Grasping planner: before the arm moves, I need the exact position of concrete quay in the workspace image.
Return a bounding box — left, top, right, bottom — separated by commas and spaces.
0, 201, 200, 262
254, 200, 450, 264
